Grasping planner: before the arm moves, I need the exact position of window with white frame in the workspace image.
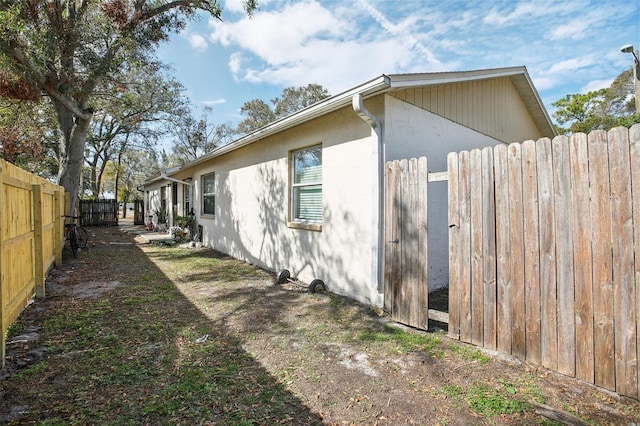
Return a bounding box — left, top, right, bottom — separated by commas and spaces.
202, 173, 215, 216
291, 145, 322, 224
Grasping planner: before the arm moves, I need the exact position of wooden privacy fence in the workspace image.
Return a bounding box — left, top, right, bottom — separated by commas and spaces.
447, 125, 640, 399
79, 199, 118, 226
0, 159, 66, 368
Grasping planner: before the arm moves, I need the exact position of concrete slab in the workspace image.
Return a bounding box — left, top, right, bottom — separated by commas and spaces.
118, 217, 174, 244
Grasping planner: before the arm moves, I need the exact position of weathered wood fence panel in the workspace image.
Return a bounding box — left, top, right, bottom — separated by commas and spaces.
384, 158, 429, 329
79, 199, 118, 226
447, 125, 640, 399
0, 159, 66, 368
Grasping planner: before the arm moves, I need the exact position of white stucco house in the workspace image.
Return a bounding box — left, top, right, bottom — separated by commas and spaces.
144, 67, 555, 307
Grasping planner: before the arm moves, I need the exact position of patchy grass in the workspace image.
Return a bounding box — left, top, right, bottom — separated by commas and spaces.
437, 374, 549, 421
357, 324, 443, 356
1, 226, 639, 425
448, 342, 490, 364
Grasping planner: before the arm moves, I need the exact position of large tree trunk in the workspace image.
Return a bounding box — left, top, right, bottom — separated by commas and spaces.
55, 103, 92, 216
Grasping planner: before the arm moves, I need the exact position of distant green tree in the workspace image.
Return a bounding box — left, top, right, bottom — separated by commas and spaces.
169, 106, 238, 165
86, 61, 187, 197
553, 68, 640, 134
236, 99, 276, 135
272, 83, 330, 117
237, 84, 330, 134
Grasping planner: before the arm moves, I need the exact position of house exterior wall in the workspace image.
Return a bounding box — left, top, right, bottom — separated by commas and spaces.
187, 106, 384, 306
144, 75, 551, 307
390, 76, 544, 144
145, 182, 166, 225
383, 95, 501, 291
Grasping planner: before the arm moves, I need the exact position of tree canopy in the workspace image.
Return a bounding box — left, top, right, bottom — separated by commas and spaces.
237, 84, 330, 134
552, 68, 640, 134
0, 0, 257, 212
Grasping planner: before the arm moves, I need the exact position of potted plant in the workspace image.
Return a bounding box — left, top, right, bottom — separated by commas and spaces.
172, 215, 195, 241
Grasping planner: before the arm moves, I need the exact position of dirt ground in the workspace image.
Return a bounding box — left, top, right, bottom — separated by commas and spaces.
1, 222, 640, 425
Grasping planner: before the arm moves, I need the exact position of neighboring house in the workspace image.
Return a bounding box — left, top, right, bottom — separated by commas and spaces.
144, 67, 555, 307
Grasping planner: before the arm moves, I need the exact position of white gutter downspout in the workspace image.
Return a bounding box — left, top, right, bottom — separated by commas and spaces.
352, 94, 384, 302
160, 170, 193, 187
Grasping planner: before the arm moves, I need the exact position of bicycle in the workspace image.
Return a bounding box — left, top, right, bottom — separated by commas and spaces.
63, 215, 88, 258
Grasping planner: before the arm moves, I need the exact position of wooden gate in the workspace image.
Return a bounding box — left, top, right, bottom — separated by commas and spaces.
384, 158, 429, 329
134, 200, 145, 225
79, 199, 118, 226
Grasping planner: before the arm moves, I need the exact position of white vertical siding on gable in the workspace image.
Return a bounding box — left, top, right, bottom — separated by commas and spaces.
391, 77, 543, 144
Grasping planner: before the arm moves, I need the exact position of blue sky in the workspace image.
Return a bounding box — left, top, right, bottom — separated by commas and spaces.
157, 0, 640, 128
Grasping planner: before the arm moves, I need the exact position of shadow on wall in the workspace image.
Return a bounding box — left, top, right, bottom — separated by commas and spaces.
211, 162, 368, 300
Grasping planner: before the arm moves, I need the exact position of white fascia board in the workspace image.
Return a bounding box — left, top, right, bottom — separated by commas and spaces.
184, 75, 391, 170
387, 66, 526, 88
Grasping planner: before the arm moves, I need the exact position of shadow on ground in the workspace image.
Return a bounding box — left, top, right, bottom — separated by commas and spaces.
0, 224, 322, 425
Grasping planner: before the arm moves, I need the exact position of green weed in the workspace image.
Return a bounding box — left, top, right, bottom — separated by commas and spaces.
448, 343, 490, 364
437, 375, 547, 420
14, 361, 47, 379
357, 324, 442, 355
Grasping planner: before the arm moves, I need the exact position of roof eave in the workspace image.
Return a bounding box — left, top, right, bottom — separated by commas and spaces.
186, 75, 391, 170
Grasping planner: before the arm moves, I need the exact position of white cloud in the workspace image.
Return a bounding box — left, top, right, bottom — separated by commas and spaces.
546, 56, 596, 74
483, 2, 547, 26
224, 0, 246, 14
228, 52, 244, 79
202, 99, 227, 107
581, 78, 614, 93
208, 0, 453, 92
210, 1, 347, 64
357, 0, 440, 65
187, 33, 208, 51
161, 0, 639, 123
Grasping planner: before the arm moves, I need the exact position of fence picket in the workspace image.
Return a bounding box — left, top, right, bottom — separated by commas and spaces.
521, 140, 541, 364
536, 138, 558, 371
397, 159, 411, 324
481, 147, 496, 350
570, 132, 595, 384
390, 160, 403, 318
459, 151, 472, 343
417, 157, 428, 329
384, 161, 396, 313
447, 152, 461, 339
553, 136, 576, 377
507, 143, 526, 359
470, 149, 484, 346
494, 144, 511, 354
630, 125, 640, 400
589, 130, 615, 390
608, 127, 637, 398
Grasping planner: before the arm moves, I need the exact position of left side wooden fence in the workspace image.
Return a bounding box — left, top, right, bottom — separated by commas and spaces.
0, 159, 66, 368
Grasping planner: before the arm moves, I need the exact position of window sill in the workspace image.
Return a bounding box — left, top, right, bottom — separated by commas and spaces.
200, 214, 215, 220
287, 221, 322, 232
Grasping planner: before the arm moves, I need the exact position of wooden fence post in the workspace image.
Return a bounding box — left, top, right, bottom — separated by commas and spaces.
32, 184, 45, 298
54, 189, 63, 267
0, 165, 4, 369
